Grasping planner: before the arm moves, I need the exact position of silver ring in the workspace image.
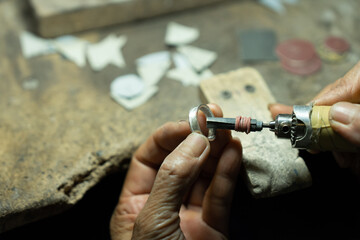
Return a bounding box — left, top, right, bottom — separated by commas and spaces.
188, 104, 216, 141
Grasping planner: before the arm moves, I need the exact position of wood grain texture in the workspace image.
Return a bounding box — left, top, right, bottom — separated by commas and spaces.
30, 0, 229, 37
200, 68, 312, 198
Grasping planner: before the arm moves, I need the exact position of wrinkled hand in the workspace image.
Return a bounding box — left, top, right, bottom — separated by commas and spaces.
110, 104, 242, 240
269, 61, 360, 175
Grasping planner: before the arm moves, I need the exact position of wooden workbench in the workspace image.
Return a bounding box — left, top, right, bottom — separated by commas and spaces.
1, 0, 359, 234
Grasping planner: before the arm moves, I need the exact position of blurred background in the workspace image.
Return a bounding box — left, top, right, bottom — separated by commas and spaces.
0, 0, 359, 239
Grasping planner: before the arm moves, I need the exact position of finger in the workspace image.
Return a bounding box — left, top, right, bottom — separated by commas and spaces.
192, 102, 232, 178
206, 103, 233, 157
268, 103, 293, 119
202, 138, 242, 235
120, 121, 191, 198
192, 103, 232, 157
330, 102, 360, 146
186, 133, 233, 208
196, 103, 224, 136
136, 121, 191, 167
136, 103, 222, 169
132, 133, 210, 238
311, 83, 334, 102
134, 103, 221, 170
333, 152, 360, 177
186, 103, 232, 207
314, 61, 360, 105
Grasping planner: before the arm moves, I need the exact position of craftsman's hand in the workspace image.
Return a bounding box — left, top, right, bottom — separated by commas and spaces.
269, 61, 360, 175
110, 104, 242, 240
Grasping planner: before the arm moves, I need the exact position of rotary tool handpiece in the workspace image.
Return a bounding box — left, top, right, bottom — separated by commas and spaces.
206, 105, 356, 152
271, 105, 356, 151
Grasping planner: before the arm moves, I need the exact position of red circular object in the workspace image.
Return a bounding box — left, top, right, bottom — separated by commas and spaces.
281, 57, 322, 76
276, 39, 316, 62
324, 36, 350, 53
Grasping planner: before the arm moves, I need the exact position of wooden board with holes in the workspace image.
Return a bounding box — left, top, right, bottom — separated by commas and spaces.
200, 68, 312, 198
30, 0, 229, 37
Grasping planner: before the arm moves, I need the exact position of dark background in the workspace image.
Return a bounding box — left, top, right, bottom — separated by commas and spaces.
1, 151, 359, 240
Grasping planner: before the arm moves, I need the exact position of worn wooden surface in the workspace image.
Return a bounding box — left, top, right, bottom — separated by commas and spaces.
1, 0, 202, 232
30, 0, 229, 37
1, 0, 360, 233
200, 68, 312, 198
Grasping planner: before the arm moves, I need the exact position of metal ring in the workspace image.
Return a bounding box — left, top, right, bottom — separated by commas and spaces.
188, 104, 216, 141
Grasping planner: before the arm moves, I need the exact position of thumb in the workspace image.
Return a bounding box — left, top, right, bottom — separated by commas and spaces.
132, 133, 210, 239
313, 61, 360, 105
330, 102, 360, 146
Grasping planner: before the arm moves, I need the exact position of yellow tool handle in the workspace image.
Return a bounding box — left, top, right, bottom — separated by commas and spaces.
309, 106, 357, 152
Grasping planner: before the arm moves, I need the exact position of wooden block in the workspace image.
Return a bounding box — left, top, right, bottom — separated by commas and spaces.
200, 68, 312, 198
30, 0, 228, 37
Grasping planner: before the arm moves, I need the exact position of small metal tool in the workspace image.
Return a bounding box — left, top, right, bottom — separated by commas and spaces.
206, 117, 268, 132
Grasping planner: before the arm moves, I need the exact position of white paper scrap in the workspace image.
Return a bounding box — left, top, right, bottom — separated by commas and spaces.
200, 69, 214, 81
110, 74, 145, 99
165, 22, 199, 46
22, 78, 40, 90
111, 85, 158, 110
167, 67, 213, 86
282, 0, 299, 5
54, 36, 88, 67
20, 31, 55, 58
172, 52, 192, 69
136, 51, 170, 66
87, 34, 127, 71
136, 51, 171, 86
109, 0, 132, 3
137, 62, 170, 86
177, 45, 217, 72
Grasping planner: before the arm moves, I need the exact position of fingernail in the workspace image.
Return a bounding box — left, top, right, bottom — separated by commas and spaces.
330, 102, 356, 125
184, 133, 209, 158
